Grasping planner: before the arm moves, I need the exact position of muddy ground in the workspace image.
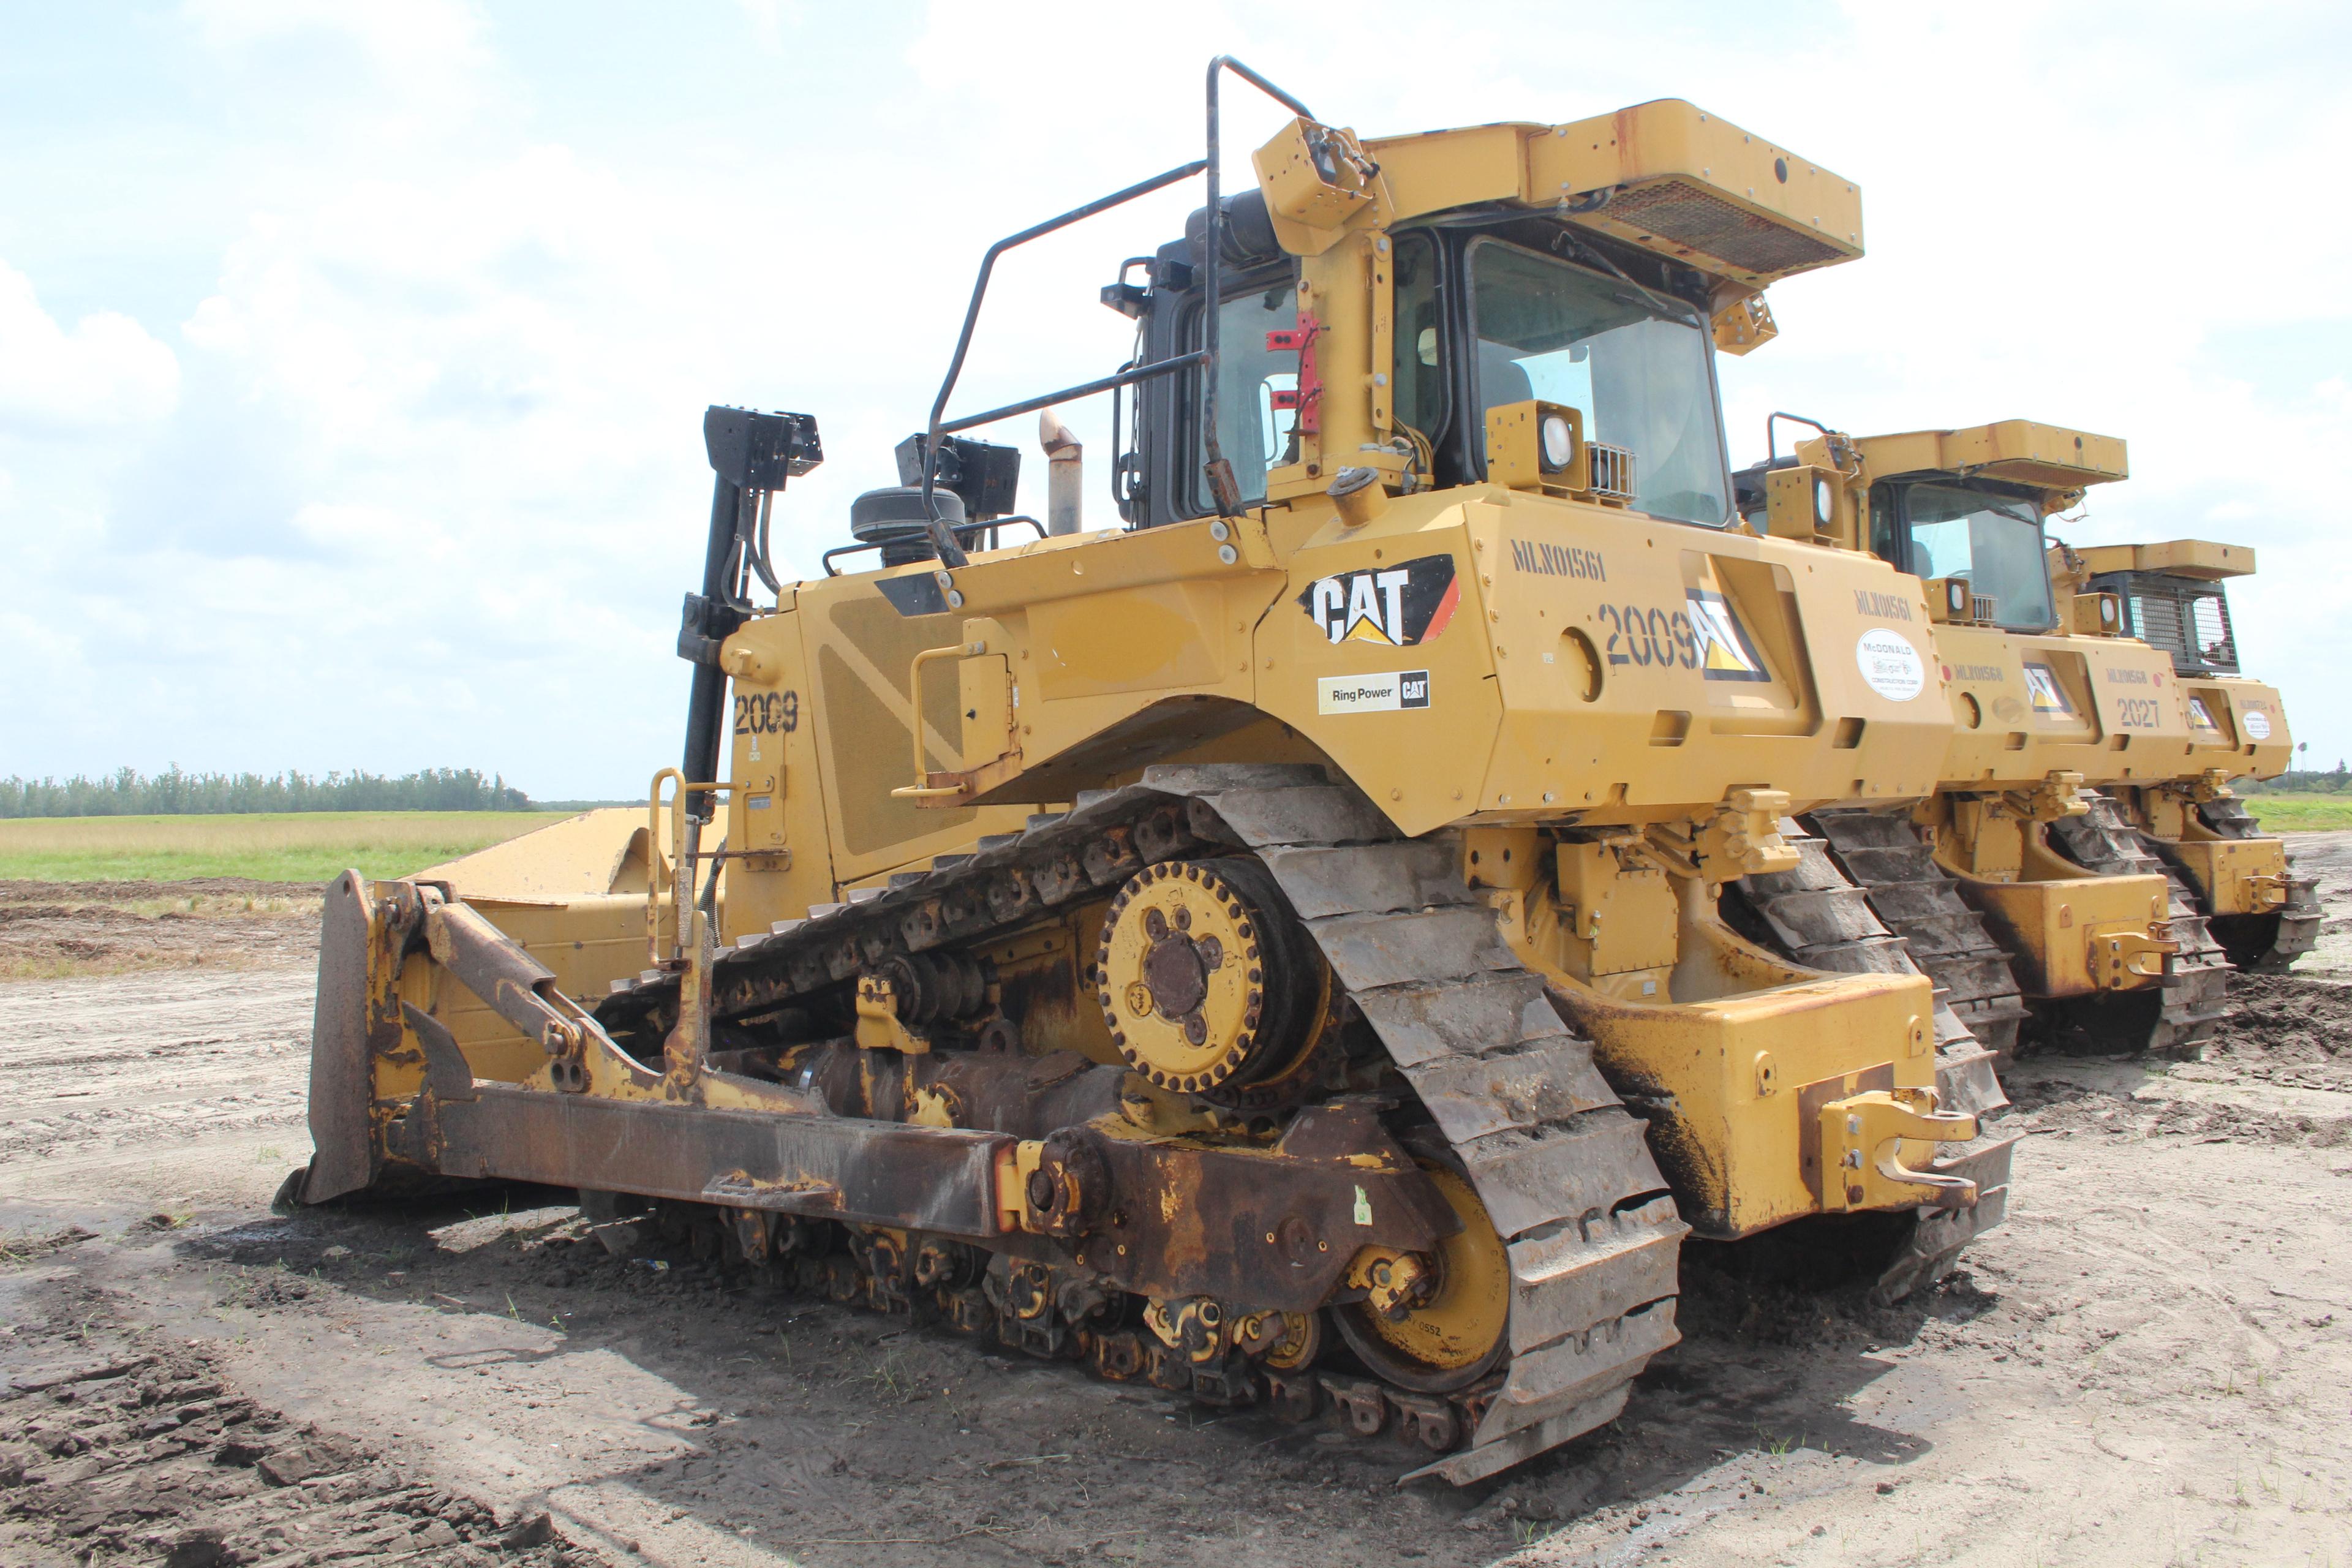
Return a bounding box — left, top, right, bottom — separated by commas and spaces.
4, 837, 2351, 1566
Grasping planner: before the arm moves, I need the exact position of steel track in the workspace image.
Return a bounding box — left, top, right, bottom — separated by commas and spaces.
2046, 790, 2234, 1054
594, 764, 1686, 1484
2178, 795, 2321, 973
1798, 809, 2030, 1066
1732, 815, 2018, 1303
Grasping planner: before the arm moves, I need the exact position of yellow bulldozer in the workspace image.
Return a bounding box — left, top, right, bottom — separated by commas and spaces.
2073, 536, 2316, 972
288, 62, 2022, 1483
1734, 419, 2310, 1055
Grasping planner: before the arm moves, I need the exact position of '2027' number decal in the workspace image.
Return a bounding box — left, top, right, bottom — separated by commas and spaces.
1597, 603, 1699, 668
733, 690, 800, 735
2112, 696, 2162, 729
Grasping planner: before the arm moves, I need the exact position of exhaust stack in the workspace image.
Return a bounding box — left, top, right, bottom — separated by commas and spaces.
1040, 412, 1082, 535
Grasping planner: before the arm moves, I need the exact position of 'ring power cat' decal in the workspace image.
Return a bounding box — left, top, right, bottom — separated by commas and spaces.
1298, 554, 1460, 647
1317, 670, 1431, 715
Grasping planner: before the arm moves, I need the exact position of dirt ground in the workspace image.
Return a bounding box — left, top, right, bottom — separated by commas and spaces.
0, 880, 320, 982
4, 840, 2351, 1567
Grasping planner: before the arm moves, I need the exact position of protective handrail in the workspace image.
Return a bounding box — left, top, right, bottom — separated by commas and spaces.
916, 161, 1207, 570
914, 55, 1314, 568
820, 516, 1047, 578
1201, 56, 1315, 520
890, 644, 981, 800
647, 767, 737, 968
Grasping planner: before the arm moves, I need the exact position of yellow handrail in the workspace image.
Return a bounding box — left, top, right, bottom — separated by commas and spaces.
646, 767, 736, 967
891, 641, 981, 799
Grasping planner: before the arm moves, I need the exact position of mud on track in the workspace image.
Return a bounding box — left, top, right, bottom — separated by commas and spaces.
3, 858, 2351, 1566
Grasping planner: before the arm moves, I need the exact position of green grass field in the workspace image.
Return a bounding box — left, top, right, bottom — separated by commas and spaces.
2235, 793, 2352, 832
0, 811, 572, 885
2, 794, 2344, 888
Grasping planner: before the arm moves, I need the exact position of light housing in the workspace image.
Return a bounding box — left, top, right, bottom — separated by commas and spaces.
1762, 463, 1842, 545
1924, 576, 1974, 624
2071, 590, 2124, 636
1484, 400, 1597, 498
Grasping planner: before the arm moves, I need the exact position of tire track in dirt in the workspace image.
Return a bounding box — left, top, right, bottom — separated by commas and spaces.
0, 968, 315, 1201
0, 1270, 608, 1566
4, 874, 2351, 1564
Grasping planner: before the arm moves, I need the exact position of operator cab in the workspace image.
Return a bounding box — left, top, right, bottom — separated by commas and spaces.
1118, 193, 1738, 531
824, 92, 1857, 580
1735, 459, 2059, 633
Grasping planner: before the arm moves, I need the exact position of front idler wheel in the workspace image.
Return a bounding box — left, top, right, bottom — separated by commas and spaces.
1333, 1163, 1509, 1393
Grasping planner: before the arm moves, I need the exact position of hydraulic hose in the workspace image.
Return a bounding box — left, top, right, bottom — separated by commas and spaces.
680, 472, 744, 822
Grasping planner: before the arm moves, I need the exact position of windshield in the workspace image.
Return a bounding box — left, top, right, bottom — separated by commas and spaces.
1901, 483, 2057, 630
1468, 238, 1730, 526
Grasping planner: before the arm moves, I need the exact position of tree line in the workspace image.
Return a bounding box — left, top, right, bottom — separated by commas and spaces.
0, 766, 535, 817
2238, 766, 2348, 794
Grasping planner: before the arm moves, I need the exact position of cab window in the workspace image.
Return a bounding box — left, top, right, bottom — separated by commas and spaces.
1192, 277, 1298, 511
1868, 483, 1899, 564
1466, 237, 1732, 526
1900, 483, 2057, 630
1393, 232, 1446, 447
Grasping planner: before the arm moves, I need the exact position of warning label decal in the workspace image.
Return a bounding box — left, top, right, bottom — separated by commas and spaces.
2022, 662, 2076, 718
1690, 590, 1771, 682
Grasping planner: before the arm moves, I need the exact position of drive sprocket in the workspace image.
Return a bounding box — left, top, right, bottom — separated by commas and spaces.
1094, 856, 1322, 1097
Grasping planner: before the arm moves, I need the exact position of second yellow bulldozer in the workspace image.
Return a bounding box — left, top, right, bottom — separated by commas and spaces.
1736, 418, 2310, 1055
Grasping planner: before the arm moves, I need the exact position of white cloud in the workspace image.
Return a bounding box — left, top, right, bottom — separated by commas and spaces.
183, 0, 491, 80
0, 263, 180, 432
5, 2, 2351, 794
730, 0, 801, 55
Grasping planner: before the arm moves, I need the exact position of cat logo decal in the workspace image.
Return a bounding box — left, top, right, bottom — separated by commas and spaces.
1298, 554, 1460, 647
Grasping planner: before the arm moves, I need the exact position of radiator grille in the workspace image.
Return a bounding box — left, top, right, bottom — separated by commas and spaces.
1601, 179, 1849, 276
2100, 572, 2240, 676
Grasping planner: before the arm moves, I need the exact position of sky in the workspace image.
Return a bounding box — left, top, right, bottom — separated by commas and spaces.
4, 1, 2349, 799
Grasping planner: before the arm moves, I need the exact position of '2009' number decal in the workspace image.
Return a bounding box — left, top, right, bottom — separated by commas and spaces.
1596, 603, 1698, 669
733, 690, 800, 735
